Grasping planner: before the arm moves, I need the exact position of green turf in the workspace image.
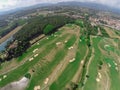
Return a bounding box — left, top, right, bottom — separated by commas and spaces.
26, 35, 76, 90
104, 58, 116, 68
65, 35, 77, 48
43, 24, 55, 34
83, 37, 101, 90
50, 38, 87, 90
0, 33, 69, 87
27, 49, 67, 90
17, 30, 64, 62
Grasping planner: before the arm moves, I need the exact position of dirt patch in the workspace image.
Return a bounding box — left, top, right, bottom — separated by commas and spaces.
0, 77, 29, 90
72, 46, 89, 83
104, 27, 120, 39
96, 65, 110, 90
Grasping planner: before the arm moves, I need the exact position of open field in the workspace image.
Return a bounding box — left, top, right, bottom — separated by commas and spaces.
0, 23, 120, 90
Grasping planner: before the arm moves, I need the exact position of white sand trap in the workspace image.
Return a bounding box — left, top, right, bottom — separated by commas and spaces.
68, 46, 73, 50
81, 60, 84, 64
0, 77, 29, 90
113, 61, 117, 66
29, 57, 34, 61
34, 85, 40, 90
3, 75, 7, 79
0, 78, 2, 81
69, 58, 75, 63
37, 43, 39, 45
44, 78, 49, 84
64, 40, 68, 43
115, 67, 118, 71
96, 78, 100, 82
34, 54, 38, 57
98, 72, 102, 79
80, 39, 82, 42
104, 45, 110, 49
56, 42, 61, 46
108, 63, 111, 68
33, 48, 38, 53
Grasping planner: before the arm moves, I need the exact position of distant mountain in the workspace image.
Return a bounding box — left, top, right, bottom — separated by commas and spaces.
0, 1, 120, 15
0, 3, 53, 15
57, 1, 120, 14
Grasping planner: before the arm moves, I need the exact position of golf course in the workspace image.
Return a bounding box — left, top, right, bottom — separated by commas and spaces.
0, 22, 120, 90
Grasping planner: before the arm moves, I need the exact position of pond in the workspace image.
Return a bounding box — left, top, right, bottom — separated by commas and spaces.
0, 36, 13, 52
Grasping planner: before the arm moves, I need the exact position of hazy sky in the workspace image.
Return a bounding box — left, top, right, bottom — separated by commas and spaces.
0, 0, 120, 11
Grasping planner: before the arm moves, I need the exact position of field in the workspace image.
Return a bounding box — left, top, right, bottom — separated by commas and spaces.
0, 23, 120, 90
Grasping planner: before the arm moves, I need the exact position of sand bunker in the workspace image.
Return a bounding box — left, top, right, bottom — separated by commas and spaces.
29, 57, 34, 61
3, 75, 7, 79
34, 85, 40, 90
44, 78, 49, 84
0, 78, 2, 81
79, 39, 82, 42
115, 67, 118, 71
98, 72, 102, 79
34, 54, 38, 57
108, 63, 111, 68
96, 72, 102, 82
56, 42, 62, 46
33, 48, 38, 53
68, 46, 73, 50
96, 78, 100, 82
104, 45, 111, 50
0, 75, 7, 82
81, 60, 84, 64
37, 43, 39, 45
69, 58, 75, 63
64, 40, 68, 43
113, 61, 117, 66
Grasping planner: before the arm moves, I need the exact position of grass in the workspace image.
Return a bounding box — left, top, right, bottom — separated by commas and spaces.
17, 34, 56, 62
25, 73, 31, 79
17, 30, 64, 62
65, 35, 77, 48
26, 34, 76, 90
104, 57, 120, 90
50, 38, 87, 90
43, 24, 55, 34
83, 37, 101, 90
27, 49, 67, 90
0, 33, 69, 87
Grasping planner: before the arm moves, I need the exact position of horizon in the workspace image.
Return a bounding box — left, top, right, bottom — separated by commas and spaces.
0, 0, 120, 12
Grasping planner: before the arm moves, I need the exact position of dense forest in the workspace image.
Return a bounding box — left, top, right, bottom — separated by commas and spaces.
0, 23, 18, 38
14, 15, 74, 41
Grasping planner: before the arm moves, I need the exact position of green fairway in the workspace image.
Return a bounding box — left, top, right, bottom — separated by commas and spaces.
50, 37, 87, 90
0, 23, 120, 90
83, 37, 101, 90
0, 31, 69, 87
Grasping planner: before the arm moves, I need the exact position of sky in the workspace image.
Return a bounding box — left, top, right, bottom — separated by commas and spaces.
0, 0, 120, 11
